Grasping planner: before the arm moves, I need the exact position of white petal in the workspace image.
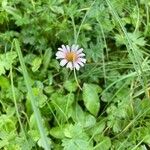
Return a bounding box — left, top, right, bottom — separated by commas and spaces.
60, 59, 68, 66
56, 51, 65, 59
62, 45, 67, 52
66, 62, 73, 70
74, 62, 80, 70
71, 44, 76, 51
66, 45, 70, 52
78, 58, 86, 63
78, 53, 85, 57
73, 45, 79, 51
77, 48, 83, 54
58, 48, 64, 52
77, 61, 84, 67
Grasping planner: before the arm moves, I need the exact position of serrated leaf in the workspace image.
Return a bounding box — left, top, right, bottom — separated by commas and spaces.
31, 57, 42, 72
83, 83, 101, 116
0, 51, 17, 75
62, 138, 91, 150
0, 76, 10, 89
37, 137, 51, 149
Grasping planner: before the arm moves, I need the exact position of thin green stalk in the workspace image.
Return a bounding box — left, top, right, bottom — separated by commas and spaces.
10, 68, 30, 149
96, 18, 109, 60
144, 3, 149, 35
131, 139, 145, 150
51, 101, 69, 124
96, 19, 107, 85
134, 0, 140, 33
73, 68, 82, 91
14, 39, 50, 150
75, 0, 96, 43
45, 101, 61, 127
71, 16, 77, 44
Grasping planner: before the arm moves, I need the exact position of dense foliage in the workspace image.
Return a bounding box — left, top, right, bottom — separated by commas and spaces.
1, 0, 150, 149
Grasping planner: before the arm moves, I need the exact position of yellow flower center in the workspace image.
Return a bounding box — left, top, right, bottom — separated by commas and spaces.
66, 52, 77, 62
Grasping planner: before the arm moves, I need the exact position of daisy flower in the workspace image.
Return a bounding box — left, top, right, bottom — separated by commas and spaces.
56, 44, 86, 70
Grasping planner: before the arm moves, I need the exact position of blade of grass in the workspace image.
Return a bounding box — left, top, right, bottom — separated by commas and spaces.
105, 0, 149, 98
10, 44, 30, 150
10, 68, 30, 149
14, 39, 50, 150
10, 43, 30, 150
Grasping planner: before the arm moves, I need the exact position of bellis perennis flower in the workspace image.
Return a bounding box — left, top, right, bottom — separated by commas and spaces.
56, 44, 86, 70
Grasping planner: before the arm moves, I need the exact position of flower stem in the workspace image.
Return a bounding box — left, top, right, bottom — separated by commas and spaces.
73, 68, 82, 90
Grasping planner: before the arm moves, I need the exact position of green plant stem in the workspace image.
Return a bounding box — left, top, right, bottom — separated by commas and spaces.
73, 68, 82, 90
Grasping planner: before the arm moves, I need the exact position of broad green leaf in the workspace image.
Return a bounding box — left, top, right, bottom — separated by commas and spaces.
94, 136, 111, 150
71, 104, 85, 124
89, 119, 106, 136
82, 83, 101, 116
51, 93, 75, 121
63, 124, 88, 139
83, 113, 96, 128
64, 80, 78, 92
50, 126, 65, 139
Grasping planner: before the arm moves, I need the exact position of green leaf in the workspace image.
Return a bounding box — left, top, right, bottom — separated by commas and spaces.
64, 124, 80, 139
37, 137, 52, 149
62, 124, 92, 150
86, 42, 104, 62
64, 80, 78, 92
31, 57, 42, 72
83, 113, 96, 128
2, 0, 22, 20
0, 76, 10, 89
82, 83, 101, 116
89, 119, 106, 136
115, 32, 146, 47
28, 129, 40, 142
0, 51, 17, 75
51, 92, 75, 121
71, 104, 85, 124
94, 136, 111, 150
62, 138, 91, 150
42, 48, 52, 74
50, 126, 65, 139
0, 115, 16, 132
50, 6, 64, 15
